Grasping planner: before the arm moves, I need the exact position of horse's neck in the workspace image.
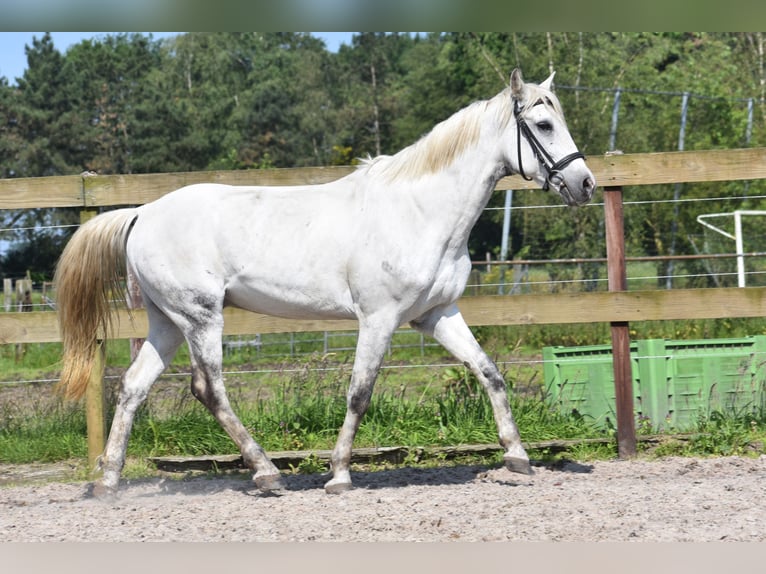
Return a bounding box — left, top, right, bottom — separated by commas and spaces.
409, 133, 509, 243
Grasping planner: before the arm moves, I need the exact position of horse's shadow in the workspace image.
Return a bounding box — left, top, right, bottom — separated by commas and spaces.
248, 458, 594, 495
98, 458, 594, 500
252, 460, 593, 496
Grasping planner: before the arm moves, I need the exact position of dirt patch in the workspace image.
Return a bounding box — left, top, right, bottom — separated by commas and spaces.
2, 455, 765, 541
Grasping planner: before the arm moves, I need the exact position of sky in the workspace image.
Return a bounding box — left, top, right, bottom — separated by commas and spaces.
0, 31, 355, 85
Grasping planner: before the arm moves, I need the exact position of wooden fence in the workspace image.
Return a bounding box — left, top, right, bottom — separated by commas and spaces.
2, 148, 766, 469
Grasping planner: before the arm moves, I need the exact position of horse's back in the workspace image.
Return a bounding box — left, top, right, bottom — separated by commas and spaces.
127, 181, 362, 320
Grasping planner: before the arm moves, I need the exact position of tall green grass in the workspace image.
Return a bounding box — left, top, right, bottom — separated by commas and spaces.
4, 362, 764, 469
0, 354, 606, 465
0, 390, 88, 462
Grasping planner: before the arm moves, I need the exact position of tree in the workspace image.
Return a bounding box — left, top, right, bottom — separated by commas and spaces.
13, 33, 75, 177
332, 33, 414, 158
0, 77, 24, 179
155, 32, 335, 170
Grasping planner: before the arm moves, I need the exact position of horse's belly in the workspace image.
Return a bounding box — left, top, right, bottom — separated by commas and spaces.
223, 280, 356, 321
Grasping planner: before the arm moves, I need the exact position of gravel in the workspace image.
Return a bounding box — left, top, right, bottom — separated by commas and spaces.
2, 455, 766, 542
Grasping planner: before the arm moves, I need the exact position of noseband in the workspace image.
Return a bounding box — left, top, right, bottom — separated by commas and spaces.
514, 100, 585, 191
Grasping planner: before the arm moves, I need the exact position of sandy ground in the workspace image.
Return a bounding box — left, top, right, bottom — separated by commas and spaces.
2, 455, 765, 542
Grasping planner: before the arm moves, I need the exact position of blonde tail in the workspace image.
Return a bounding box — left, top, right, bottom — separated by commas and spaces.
54, 209, 138, 400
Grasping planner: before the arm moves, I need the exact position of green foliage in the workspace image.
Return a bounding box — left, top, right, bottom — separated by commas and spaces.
688, 411, 759, 456
0, 391, 87, 463
650, 410, 766, 458
4, 33, 766, 280
0, 348, 598, 465
0, 341, 66, 381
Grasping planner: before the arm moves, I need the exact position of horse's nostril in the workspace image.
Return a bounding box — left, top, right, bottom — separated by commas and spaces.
584, 177, 595, 194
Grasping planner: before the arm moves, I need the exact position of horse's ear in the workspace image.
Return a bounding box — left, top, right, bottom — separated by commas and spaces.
510, 68, 525, 100
540, 71, 556, 91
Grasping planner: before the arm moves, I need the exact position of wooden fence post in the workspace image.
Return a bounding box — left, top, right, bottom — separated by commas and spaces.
15, 277, 33, 312
4, 278, 12, 312
603, 185, 637, 458
14, 277, 33, 361
85, 340, 107, 473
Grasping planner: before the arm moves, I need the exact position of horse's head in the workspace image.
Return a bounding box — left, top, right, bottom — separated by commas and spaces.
507, 68, 595, 207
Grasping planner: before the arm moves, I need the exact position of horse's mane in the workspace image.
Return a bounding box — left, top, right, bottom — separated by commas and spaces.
358, 82, 565, 182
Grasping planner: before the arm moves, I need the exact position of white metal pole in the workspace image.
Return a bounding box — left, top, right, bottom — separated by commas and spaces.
667, 91, 690, 289
734, 210, 745, 288
609, 88, 621, 152
499, 189, 513, 295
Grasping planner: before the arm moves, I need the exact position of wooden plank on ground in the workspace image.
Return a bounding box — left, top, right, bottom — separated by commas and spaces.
149, 437, 683, 473
149, 444, 517, 472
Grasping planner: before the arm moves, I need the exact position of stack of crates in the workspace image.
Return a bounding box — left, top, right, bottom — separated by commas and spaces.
543, 336, 766, 430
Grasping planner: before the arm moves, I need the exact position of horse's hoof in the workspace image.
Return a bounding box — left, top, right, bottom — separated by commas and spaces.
90, 481, 118, 501
324, 479, 354, 495
504, 456, 534, 475
254, 472, 285, 492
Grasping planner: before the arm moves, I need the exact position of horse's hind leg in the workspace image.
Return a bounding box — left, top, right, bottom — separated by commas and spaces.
412, 304, 532, 475
185, 317, 284, 492
95, 302, 185, 498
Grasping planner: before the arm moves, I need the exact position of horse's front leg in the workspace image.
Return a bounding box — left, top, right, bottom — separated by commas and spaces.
325, 316, 397, 494
412, 304, 532, 475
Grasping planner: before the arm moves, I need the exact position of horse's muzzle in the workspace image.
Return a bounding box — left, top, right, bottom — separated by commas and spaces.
556, 171, 596, 207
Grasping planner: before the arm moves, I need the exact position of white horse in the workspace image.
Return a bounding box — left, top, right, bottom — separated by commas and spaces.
55, 68, 595, 497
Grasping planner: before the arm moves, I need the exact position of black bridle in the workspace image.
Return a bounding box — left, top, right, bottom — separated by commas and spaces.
514, 100, 585, 191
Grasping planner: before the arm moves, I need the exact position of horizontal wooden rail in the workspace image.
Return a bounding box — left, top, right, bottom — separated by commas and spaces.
2, 148, 766, 209
0, 175, 85, 209
499, 147, 766, 190
3, 287, 765, 345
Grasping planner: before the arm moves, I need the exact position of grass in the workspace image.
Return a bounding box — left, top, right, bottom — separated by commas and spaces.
0, 348, 606, 467
0, 391, 89, 462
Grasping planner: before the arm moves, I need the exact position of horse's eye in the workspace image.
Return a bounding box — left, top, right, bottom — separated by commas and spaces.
536, 121, 553, 132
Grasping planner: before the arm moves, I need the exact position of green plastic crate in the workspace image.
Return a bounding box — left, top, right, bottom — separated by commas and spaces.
661, 337, 766, 427
543, 336, 766, 430
543, 342, 642, 429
